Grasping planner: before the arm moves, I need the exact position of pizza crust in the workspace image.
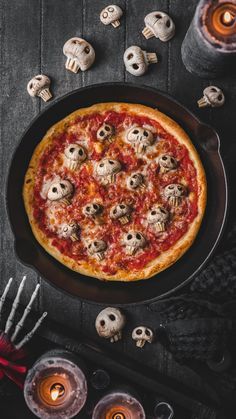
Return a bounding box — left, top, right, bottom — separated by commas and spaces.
23, 103, 207, 282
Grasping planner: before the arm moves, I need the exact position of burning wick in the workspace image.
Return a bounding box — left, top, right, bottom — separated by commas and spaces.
221, 10, 235, 26
50, 383, 65, 401
112, 414, 126, 419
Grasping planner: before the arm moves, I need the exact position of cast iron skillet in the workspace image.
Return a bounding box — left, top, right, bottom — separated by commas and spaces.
7, 83, 228, 305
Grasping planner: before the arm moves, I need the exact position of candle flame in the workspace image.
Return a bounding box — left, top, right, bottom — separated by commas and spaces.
51, 388, 60, 401
223, 11, 234, 24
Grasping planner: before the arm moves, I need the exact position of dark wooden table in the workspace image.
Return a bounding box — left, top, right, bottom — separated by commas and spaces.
1, 1, 236, 417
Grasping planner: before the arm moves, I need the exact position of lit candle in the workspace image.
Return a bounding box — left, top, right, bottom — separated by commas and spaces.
24, 349, 88, 419
92, 390, 146, 419
182, 0, 236, 78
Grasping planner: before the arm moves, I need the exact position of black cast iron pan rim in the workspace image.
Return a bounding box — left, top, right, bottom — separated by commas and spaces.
6, 82, 229, 306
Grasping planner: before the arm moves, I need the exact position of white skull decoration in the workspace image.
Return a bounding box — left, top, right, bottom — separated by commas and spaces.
47, 180, 74, 205
158, 154, 178, 173
27, 75, 52, 102
96, 158, 121, 184
63, 37, 95, 73
110, 203, 132, 225
87, 239, 107, 260
60, 221, 80, 241
83, 203, 103, 223
147, 206, 169, 232
126, 126, 154, 154
97, 123, 114, 143
124, 46, 158, 76
100, 5, 123, 28
127, 173, 145, 190
132, 326, 154, 348
95, 307, 126, 343
142, 11, 175, 41
64, 143, 87, 170
164, 184, 186, 207
197, 86, 225, 108
123, 231, 147, 255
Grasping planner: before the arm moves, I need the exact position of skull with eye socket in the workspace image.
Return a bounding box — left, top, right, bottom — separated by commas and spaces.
95, 307, 126, 343
132, 326, 154, 348
87, 239, 107, 260
147, 205, 169, 232
96, 158, 122, 184
83, 202, 103, 224
27, 74, 52, 102
97, 123, 114, 143
164, 184, 187, 207
158, 154, 178, 173
126, 126, 154, 154
127, 173, 145, 190
100, 5, 123, 28
110, 203, 132, 225
47, 180, 74, 205
59, 221, 80, 241
64, 143, 87, 170
142, 11, 175, 42
123, 231, 147, 255
198, 86, 225, 108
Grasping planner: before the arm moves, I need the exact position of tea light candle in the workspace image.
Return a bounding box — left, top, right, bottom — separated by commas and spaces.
24, 349, 87, 419
181, 0, 236, 78
92, 390, 146, 419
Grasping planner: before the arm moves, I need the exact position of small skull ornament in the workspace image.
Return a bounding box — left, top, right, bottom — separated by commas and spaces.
147, 206, 169, 232
126, 126, 154, 153
159, 154, 178, 173
110, 203, 132, 225
83, 202, 103, 224
95, 307, 126, 343
132, 326, 154, 348
27, 75, 52, 102
64, 143, 87, 170
87, 239, 107, 260
197, 86, 225, 108
97, 123, 114, 143
60, 221, 80, 241
123, 231, 147, 255
124, 46, 158, 76
142, 11, 175, 41
47, 180, 74, 205
100, 5, 123, 28
127, 173, 145, 190
63, 37, 95, 73
164, 184, 186, 207
96, 158, 122, 184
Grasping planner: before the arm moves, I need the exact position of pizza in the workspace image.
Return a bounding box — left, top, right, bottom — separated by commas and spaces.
23, 102, 207, 282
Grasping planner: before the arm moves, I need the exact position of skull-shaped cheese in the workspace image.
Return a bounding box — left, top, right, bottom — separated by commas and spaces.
97, 123, 114, 143
197, 86, 225, 108
110, 203, 132, 225
127, 173, 145, 190
164, 184, 186, 207
87, 239, 107, 260
147, 206, 169, 232
60, 221, 80, 241
123, 231, 147, 255
132, 326, 154, 348
124, 46, 158, 76
158, 154, 178, 173
63, 37, 95, 73
27, 75, 52, 102
64, 144, 87, 170
47, 180, 74, 205
142, 11, 175, 41
96, 158, 122, 184
100, 5, 123, 28
126, 126, 154, 153
83, 203, 103, 224
95, 307, 126, 343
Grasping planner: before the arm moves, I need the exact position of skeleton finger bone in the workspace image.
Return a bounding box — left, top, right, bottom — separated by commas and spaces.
5, 276, 27, 335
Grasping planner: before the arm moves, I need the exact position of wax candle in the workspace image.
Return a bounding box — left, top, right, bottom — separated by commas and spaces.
24, 349, 87, 419
181, 0, 236, 78
92, 389, 146, 419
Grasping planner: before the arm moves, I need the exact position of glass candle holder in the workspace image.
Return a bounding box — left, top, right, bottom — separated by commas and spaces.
181, 0, 236, 78
24, 349, 87, 419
